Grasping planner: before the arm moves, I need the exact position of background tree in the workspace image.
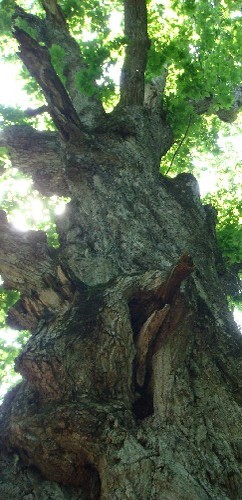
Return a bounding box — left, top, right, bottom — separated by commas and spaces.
0, 0, 242, 497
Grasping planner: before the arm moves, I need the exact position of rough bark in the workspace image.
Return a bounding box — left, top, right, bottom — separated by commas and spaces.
0, 125, 68, 196
119, 0, 150, 106
0, 120, 242, 498
0, 1, 242, 498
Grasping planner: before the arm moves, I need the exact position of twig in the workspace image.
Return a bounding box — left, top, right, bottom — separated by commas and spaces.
25, 105, 49, 117
165, 114, 192, 175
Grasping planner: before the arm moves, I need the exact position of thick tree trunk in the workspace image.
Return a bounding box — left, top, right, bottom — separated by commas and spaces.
0, 104, 242, 499
0, 1, 241, 495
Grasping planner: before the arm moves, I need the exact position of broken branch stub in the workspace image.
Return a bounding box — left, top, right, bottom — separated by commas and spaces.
0, 212, 74, 330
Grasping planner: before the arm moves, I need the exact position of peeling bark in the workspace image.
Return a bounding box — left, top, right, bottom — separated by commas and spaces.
0, 210, 74, 330
136, 304, 170, 387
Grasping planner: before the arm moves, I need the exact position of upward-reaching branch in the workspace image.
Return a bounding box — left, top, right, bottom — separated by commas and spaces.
39, 0, 105, 125
39, 0, 67, 27
13, 1, 104, 128
13, 27, 83, 141
119, 0, 150, 106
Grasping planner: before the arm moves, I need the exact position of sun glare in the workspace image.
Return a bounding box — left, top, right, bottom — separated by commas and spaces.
233, 309, 242, 332
0, 60, 32, 109
54, 202, 67, 216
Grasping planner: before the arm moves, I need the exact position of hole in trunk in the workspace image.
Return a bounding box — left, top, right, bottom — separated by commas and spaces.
133, 379, 154, 421
82, 463, 101, 500
129, 291, 163, 421
129, 291, 161, 336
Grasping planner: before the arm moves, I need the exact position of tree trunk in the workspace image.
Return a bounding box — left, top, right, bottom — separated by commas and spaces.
0, 105, 242, 499
0, 0, 242, 496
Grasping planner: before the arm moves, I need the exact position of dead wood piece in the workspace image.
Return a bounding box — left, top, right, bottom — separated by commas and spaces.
158, 253, 195, 304
136, 304, 170, 387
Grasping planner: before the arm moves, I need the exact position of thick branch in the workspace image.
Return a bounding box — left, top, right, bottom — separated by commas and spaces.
21, 0, 104, 127
39, 0, 67, 27
13, 4, 45, 35
119, 0, 150, 106
24, 104, 49, 117
13, 27, 84, 141
192, 85, 242, 123
144, 70, 167, 111
0, 211, 74, 330
0, 125, 69, 196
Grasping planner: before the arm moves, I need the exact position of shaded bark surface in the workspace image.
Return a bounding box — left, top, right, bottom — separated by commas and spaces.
0, 114, 242, 498
0, 1, 242, 498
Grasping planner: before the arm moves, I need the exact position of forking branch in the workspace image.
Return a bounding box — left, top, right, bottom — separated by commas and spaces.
13, 26, 83, 141
12, 1, 104, 129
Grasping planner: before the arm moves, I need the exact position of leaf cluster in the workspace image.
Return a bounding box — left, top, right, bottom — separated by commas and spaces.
0, 287, 19, 329
0, 286, 28, 401
204, 162, 242, 267
147, 0, 241, 138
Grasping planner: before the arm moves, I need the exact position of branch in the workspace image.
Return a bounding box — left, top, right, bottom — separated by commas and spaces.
0, 125, 69, 196
24, 104, 49, 117
34, 0, 104, 126
144, 70, 168, 111
165, 114, 193, 175
0, 211, 74, 330
119, 0, 150, 106
39, 0, 67, 27
13, 27, 84, 141
191, 85, 242, 123
13, 4, 45, 35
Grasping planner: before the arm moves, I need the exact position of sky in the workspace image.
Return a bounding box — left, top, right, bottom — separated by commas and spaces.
0, 60, 32, 109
